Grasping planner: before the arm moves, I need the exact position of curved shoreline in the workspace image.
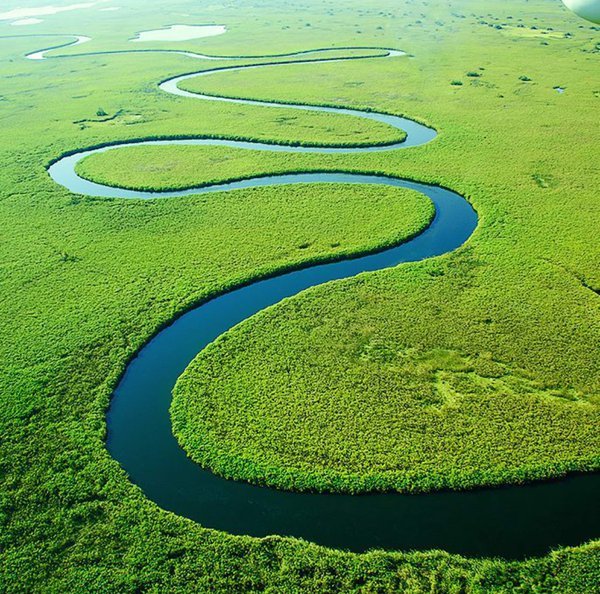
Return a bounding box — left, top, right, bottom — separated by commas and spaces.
15, 33, 403, 62
25, 35, 600, 558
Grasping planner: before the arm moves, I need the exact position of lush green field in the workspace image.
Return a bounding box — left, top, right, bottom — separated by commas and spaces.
1, 0, 599, 592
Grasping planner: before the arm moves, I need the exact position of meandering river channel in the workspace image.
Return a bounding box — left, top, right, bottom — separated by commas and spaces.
31, 37, 599, 558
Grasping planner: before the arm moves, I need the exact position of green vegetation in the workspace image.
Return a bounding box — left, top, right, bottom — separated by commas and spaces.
172, 301, 599, 493
1, 0, 599, 591
77, 143, 428, 192
166, 13, 600, 496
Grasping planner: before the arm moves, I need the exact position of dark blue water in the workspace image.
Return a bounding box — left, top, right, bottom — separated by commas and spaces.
40, 39, 599, 559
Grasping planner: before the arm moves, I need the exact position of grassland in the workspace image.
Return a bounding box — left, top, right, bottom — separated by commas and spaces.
74, 143, 410, 192
1, 0, 599, 592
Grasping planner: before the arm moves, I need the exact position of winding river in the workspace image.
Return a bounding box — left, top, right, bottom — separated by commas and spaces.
25, 36, 599, 559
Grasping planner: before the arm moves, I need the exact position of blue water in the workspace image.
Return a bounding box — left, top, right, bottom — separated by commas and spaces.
40, 39, 599, 559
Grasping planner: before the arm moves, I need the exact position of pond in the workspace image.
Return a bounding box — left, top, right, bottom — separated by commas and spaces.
132, 24, 227, 42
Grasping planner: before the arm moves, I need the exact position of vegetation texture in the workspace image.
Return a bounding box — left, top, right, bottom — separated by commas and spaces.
0, 0, 599, 592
